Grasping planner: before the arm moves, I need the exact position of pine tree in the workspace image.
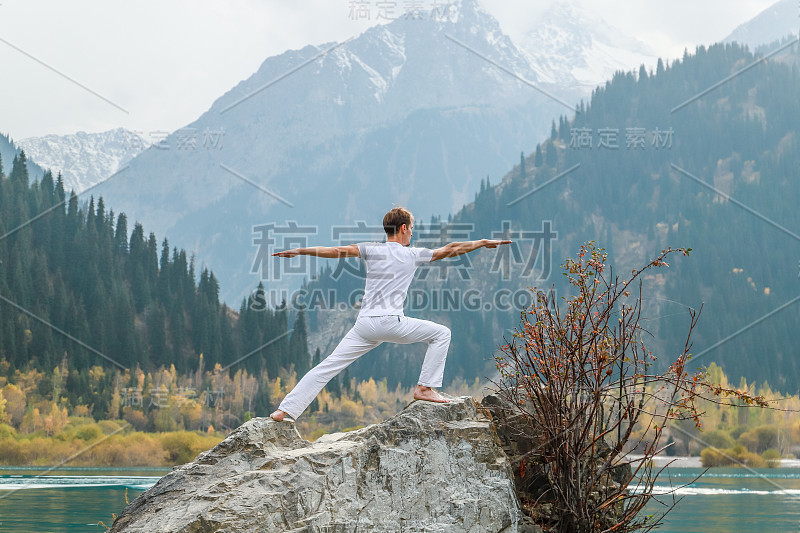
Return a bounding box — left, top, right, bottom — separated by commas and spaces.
10, 151, 29, 189
289, 310, 310, 375
545, 140, 557, 167
114, 213, 128, 254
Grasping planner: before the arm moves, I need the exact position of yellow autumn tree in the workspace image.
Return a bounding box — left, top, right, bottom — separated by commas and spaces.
2, 384, 26, 428
20, 407, 42, 433
179, 399, 204, 431
358, 378, 378, 406
0, 388, 6, 424
42, 403, 68, 436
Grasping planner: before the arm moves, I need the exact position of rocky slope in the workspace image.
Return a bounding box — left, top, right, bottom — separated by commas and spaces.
109, 396, 540, 533
518, 1, 657, 90
93, 0, 570, 303
724, 0, 798, 51
17, 128, 148, 193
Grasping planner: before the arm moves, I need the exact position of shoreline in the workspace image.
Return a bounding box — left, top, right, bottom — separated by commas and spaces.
627, 455, 800, 469
0, 465, 172, 472
5, 456, 800, 471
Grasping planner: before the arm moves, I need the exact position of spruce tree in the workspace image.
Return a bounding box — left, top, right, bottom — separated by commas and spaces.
545, 140, 557, 167
114, 213, 128, 253
289, 310, 310, 375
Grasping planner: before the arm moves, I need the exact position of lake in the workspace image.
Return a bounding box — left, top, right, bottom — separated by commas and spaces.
645, 466, 800, 532
1, 465, 799, 532
0, 466, 169, 532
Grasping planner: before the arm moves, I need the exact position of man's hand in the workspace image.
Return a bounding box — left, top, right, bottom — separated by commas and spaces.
272, 249, 301, 258
484, 239, 512, 249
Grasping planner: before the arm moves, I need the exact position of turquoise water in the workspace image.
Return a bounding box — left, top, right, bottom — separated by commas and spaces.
1, 466, 799, 532
0, 467, 170, 532
645, 467, 800, 532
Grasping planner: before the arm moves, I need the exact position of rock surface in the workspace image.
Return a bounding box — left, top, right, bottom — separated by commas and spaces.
110, 397, 536, 533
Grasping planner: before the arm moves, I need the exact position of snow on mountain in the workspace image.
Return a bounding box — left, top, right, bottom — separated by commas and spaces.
724, 0, 799, 51
204, 0, 544, 159
84, 0, 669, 304
517, 2, 658, 91
17, 128, 148, 193
95, 0, 571, 302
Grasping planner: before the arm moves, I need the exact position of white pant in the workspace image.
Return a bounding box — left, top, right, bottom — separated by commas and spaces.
278, 315, 451, 419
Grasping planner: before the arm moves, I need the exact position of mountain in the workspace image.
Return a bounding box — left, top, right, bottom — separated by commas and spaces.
470, 43, 800, 391
306, 42, 800, 393
93, 0, 577, 303
517, 1, 658, 91
724, 0, 799, 50
16, 128, 148, 194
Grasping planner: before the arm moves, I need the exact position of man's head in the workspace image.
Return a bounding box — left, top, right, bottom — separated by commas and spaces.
383, 207, 414, 245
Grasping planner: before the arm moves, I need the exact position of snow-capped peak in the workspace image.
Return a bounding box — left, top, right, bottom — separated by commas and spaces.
17, 128, 149, 194
517, 1, 657, 89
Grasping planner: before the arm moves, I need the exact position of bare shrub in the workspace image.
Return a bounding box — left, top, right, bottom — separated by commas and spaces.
492, 243, 766, 532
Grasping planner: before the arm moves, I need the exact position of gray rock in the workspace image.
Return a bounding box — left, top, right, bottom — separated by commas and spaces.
110, 397, 532, 533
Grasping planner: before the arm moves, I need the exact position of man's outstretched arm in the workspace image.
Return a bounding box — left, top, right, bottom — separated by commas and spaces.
272, 244, 360, 259
431, 239, 511, 262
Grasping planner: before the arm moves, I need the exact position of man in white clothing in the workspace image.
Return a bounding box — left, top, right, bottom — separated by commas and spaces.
269, 207, 510, 421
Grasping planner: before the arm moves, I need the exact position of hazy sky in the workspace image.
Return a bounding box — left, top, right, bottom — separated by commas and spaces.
0, 0, 781, 140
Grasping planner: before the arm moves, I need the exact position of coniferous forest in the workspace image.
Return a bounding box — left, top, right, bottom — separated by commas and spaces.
306, 40, 800, 393
496, 41, 800, 391
0, 151, 310, 423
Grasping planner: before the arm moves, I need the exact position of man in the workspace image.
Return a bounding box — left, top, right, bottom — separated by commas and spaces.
269, 207, 511, 421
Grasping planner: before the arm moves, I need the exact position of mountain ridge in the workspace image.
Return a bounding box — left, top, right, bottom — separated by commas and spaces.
518, 1, 657, 89
724, 0, 798, 50
17, 128, 148, 193
93, 0, 566, 303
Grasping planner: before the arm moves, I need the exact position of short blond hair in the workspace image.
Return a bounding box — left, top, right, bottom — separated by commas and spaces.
383, 207, 414, 236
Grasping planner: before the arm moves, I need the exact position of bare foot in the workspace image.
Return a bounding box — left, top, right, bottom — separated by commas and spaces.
413, 385, 450, 403
270, 409, 287, 421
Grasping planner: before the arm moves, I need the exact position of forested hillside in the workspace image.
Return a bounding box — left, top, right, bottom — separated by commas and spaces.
494, 41, 800, 390
0, 151, 310, 420
305, 40, 800, 392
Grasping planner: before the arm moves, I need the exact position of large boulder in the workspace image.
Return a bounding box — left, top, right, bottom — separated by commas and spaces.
110, 396, 539, 532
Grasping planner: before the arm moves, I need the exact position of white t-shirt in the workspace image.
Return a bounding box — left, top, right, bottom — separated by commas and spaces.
356, 242, 434, 317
